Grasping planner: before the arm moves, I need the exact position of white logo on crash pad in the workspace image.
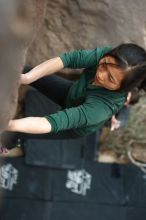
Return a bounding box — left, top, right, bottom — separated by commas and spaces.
66, 169, 92, 196
0, 164, 18, 190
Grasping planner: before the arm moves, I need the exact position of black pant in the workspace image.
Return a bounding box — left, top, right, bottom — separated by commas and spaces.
23, 66, 83, 139
23, 66, 73, 108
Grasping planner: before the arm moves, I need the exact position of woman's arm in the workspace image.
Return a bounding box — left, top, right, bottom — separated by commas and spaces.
21, 48, 104, 85
21, 57, 64, 85
7, 117, 52, 134
21, 48, 102, 85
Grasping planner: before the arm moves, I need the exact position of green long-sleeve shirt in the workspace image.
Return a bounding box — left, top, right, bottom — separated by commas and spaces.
45, 47, 127, 136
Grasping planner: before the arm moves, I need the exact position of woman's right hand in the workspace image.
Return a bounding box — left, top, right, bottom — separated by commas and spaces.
20, 74, 29, 85
110, 115, 120, 131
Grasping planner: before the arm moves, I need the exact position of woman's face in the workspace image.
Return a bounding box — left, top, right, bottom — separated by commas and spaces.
94, 56, 125, 90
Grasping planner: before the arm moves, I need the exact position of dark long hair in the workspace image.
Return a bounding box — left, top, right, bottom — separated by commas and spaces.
103, 43, 146, 92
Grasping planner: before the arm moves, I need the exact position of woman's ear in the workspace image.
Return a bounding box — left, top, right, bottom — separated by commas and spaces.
99, 57, 106, 64
99, 55, 111, 64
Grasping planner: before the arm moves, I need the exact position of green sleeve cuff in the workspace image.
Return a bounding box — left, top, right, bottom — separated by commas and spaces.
60, 53, 68, 68
44, 116, 58, 133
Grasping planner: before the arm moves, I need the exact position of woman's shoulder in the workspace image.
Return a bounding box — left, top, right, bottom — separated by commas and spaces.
95, 46, 112, 59
88, 87, 127, 113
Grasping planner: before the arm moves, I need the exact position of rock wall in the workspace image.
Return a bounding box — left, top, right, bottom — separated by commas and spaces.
99, 95, 146, 163
26, 0, 146, 66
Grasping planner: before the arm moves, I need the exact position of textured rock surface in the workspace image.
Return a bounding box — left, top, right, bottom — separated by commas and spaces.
0, 0, 46, 131
26, 0, 146, 66
99, 95, 146, 164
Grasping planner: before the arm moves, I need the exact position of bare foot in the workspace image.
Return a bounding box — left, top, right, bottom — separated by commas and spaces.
97, 150, 128, 164
0, 147, 24, 157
